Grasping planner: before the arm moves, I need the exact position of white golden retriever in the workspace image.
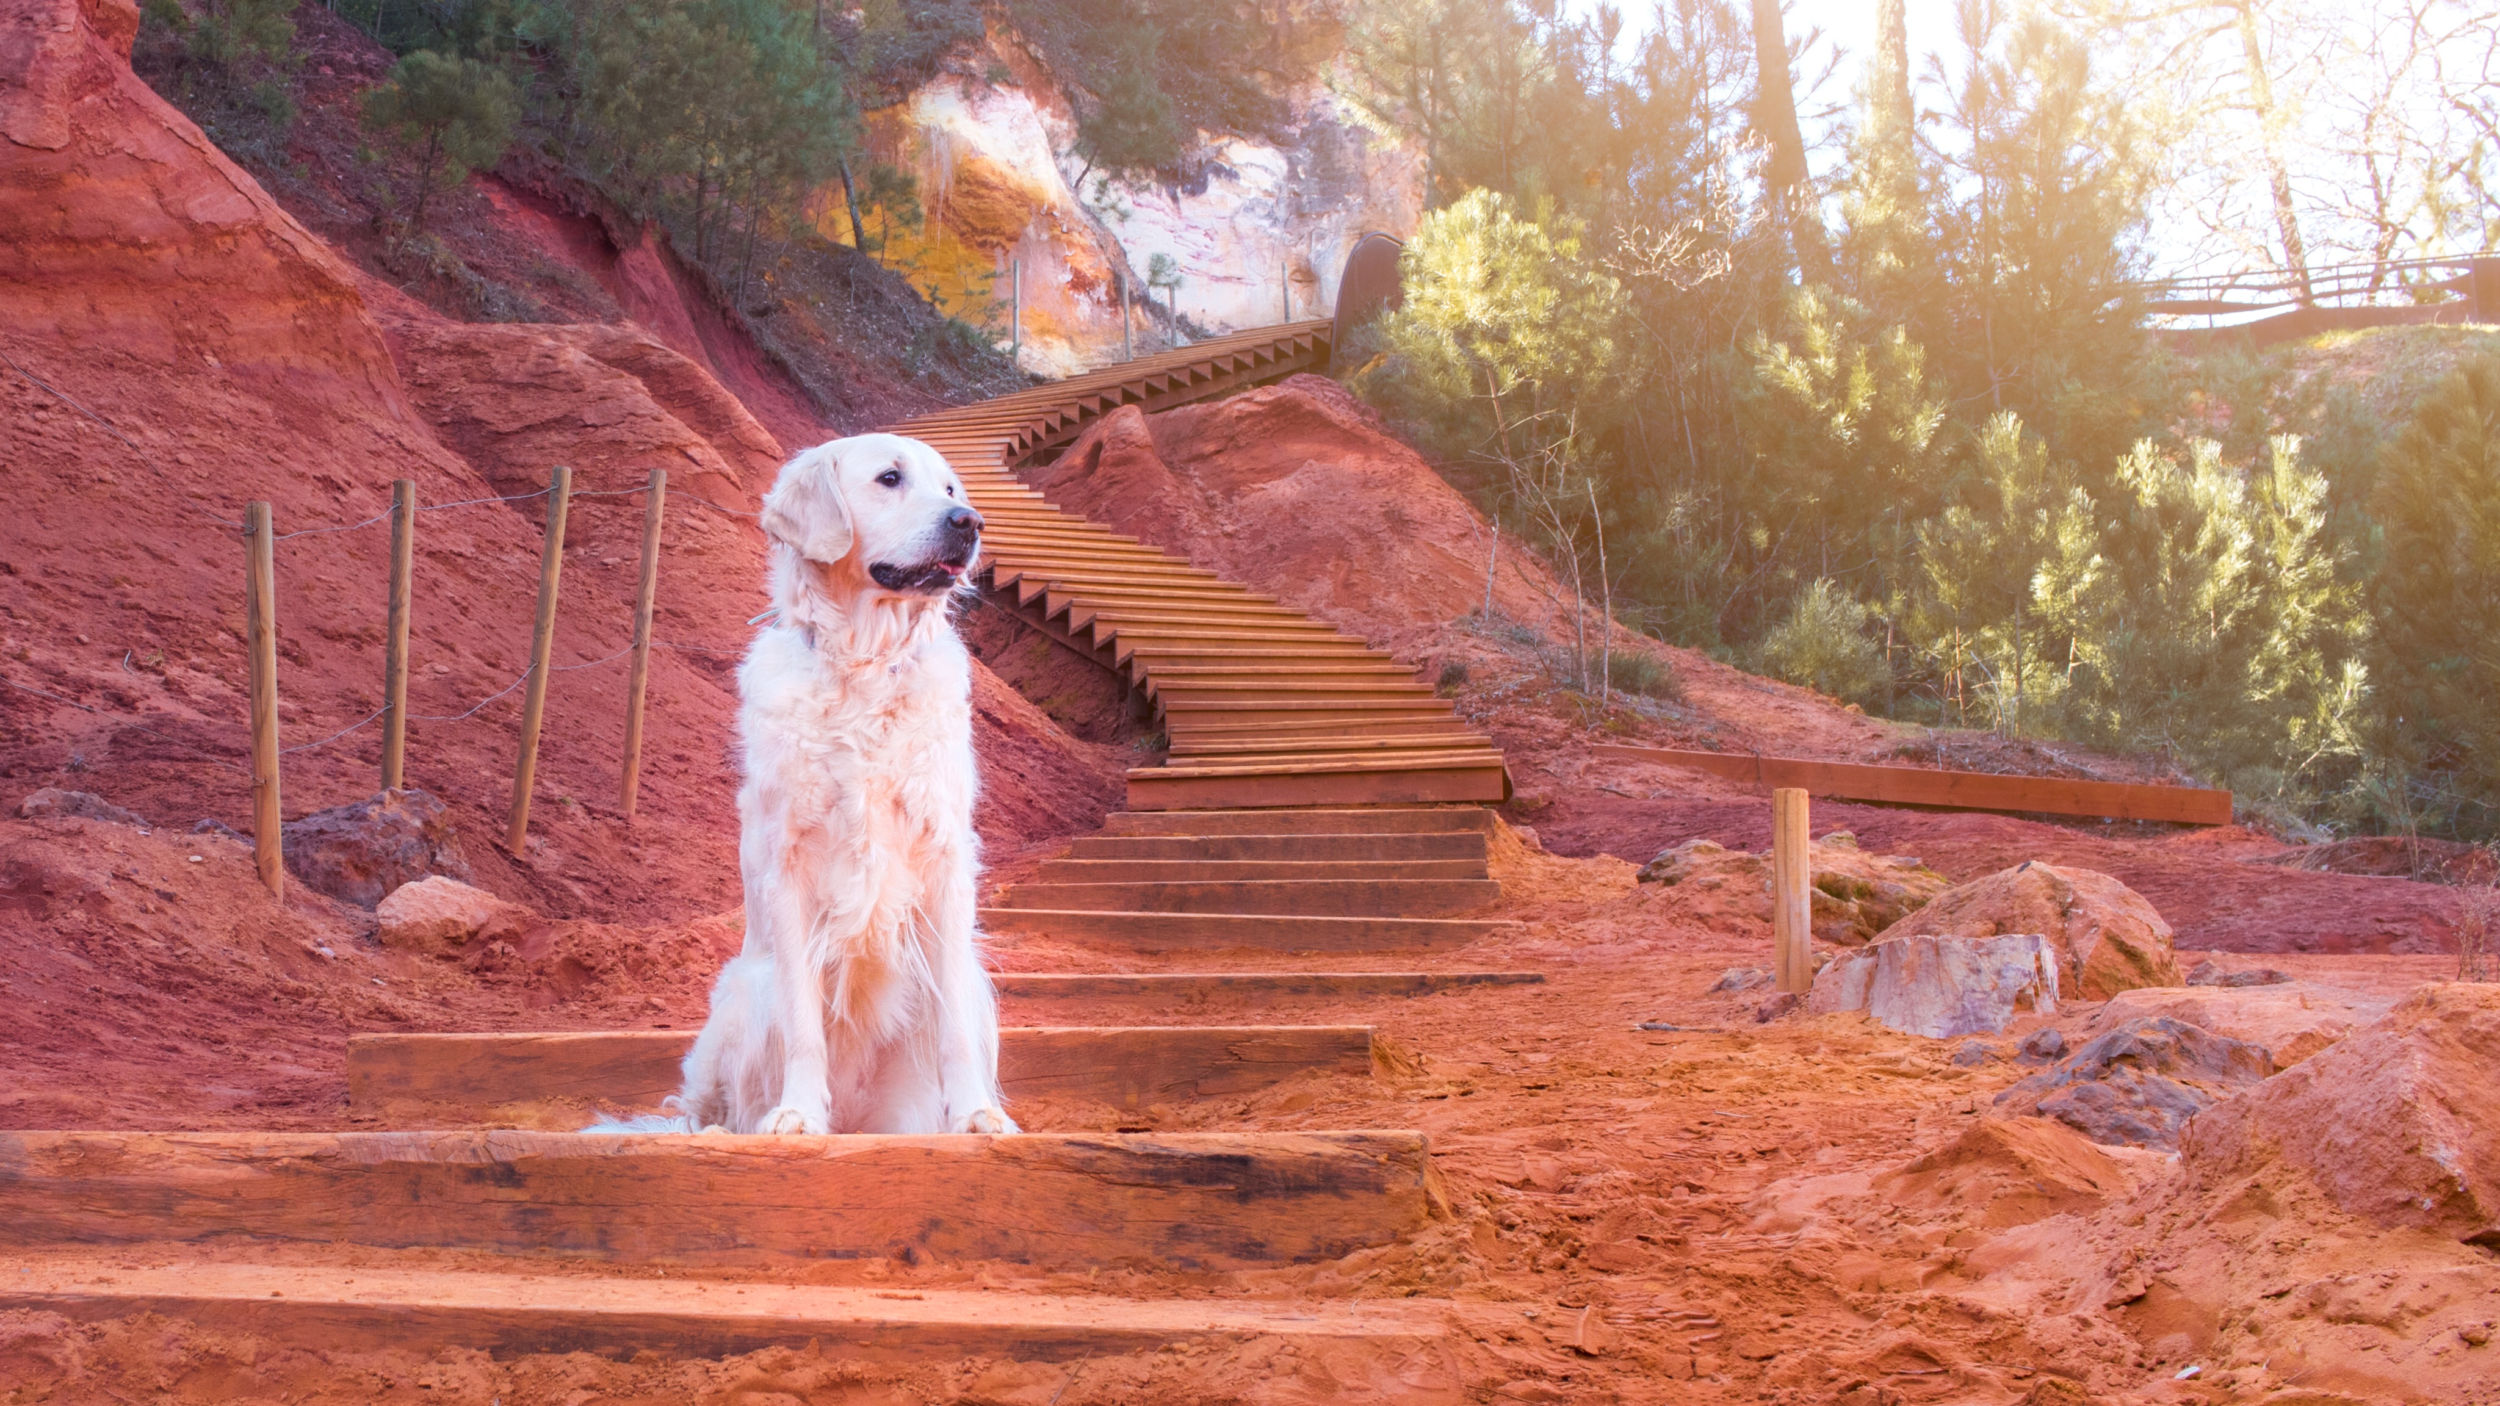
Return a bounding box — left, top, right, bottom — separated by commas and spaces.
633, 433, 1013, 1136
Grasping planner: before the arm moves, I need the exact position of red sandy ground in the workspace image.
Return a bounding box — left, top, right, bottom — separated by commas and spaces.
3, 3, 2494, 1401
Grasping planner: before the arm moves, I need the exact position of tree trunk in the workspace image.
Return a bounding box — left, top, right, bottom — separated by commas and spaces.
1749, 0, 1833, 284
2232, 1, 2312, 302
836, 156, 869, 255
1872, 0, 1914, 152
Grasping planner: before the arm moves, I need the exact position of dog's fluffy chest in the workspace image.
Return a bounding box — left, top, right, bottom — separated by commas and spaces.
737, 624, 973, 834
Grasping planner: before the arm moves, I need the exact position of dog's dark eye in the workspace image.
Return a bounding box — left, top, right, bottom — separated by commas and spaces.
945, 484, 955, 497
877, 468, 902, 488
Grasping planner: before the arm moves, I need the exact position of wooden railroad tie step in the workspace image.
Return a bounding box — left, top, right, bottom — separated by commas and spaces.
1035, 859, 1488, 883
0, 1129, 1438, 1271
347, 1026, 1375, 1122
1125, 762, 1510, 811
1100, 808, 1498, 837
993, 879, 1503, 919
980, 908, 1519, 953
1060, 831, 1488, 861
0, 1261, 1453, 1365
993, 971, 1544, 998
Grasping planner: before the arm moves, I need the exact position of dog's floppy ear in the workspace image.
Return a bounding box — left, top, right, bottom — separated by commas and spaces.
761, 444, 855, 563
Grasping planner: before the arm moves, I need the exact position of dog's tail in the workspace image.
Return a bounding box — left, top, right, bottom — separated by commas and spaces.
581, 1095, 712, 1135
580, 1112, 695, 1133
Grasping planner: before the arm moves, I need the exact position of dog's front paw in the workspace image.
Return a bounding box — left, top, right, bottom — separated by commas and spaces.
958, 1106, 1017, 1135
761, 1104, 825, 1135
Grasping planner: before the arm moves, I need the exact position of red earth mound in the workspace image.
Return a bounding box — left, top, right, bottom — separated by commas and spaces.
0, 0, 1121, 933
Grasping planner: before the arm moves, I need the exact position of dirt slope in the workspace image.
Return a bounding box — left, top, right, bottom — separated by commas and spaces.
0, 0, 1120, 930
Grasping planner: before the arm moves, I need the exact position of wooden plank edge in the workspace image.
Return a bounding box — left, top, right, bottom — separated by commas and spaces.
1590, 743, 2234, 825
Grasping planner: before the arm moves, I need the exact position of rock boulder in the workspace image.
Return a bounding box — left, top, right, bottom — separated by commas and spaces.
16, 788, 143, 826
2091, 983, 2391, 1067
1807, 932, 2060, 1038
1997, 1016, 2274, 1149
1641, 834, 1950, 945
281, 789, 470, 909
2183, 983, 2500, 1244
1875, 861, 2181, 999
376, 875, 522, 952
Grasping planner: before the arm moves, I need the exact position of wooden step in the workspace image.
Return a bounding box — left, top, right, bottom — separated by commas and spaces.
1061, 832, 1487, 861
346, 1027, 1374, 1124
1036, 858, 1486, 882
993, 971, 1544, 998
1109, 632, 1382, 663
0, 1261, 1455, 1364
1166, 734, 1494, 759
1014, 576, 1267, 604
1049, 592, 1307, 621
990, 560, 1219, 586
990, 879, 1501, 918
1100, 808, 1497, 837
1125, 645, 1399, 665
1127, 762, 1510, 811
1149, 682, 1441, 703
981, 908, 1519, 952
0, 1130, 1437, 1270
1161, 720, 1483, 745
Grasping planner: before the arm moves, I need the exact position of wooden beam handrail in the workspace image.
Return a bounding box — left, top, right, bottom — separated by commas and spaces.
1591, 743, 2232, 825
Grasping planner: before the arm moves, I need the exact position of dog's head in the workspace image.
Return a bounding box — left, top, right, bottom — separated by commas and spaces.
761, 434, 982, 598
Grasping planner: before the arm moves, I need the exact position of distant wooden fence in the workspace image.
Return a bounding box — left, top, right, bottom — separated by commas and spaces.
1592, 743, 2234, 826
2135, 253, 2498, 347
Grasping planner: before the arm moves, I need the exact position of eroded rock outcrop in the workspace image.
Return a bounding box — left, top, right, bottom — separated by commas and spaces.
1997, 1016, 2274, 1149
2182, 984, 2500, 1243
2091, 983, 2390, 1067
282, 788, 470, 909
1808, 932, 2060, 1038
845, 21, 1422, 374
1641, 832, 1949, 945
1875, 861, 2182, 999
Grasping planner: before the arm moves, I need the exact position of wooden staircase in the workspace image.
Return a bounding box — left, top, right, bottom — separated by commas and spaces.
889, 320, 1512, 811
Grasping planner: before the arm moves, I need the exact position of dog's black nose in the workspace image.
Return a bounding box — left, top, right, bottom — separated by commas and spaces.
945, 506, 982, 535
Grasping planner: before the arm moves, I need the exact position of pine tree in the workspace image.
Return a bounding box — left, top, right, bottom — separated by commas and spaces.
2368, 355, 2500, 832
362, 51, 519, 236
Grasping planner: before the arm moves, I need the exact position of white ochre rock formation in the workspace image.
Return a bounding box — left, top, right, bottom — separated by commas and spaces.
1809, 933, 2062, 1038
835, 21, 1423, 377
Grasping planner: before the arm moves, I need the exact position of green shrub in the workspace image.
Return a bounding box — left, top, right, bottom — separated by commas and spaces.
361, 50, 518, 235
1603, 649, 1682, 702
1760, 579, 1892, 706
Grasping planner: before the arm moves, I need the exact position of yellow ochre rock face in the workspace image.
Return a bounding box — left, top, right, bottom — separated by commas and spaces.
820, 20, 1423, 377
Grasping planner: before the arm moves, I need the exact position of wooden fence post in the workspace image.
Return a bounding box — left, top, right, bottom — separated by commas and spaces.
505, 466, 571, 853
243, 501, 283, 900
1772, 787, 1811, 994
618, 466, 666, 819
380, 478, 414, 792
